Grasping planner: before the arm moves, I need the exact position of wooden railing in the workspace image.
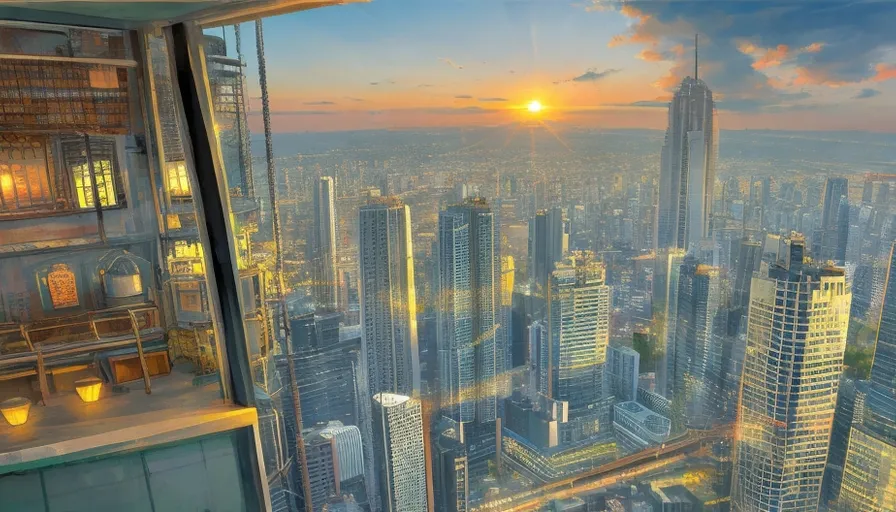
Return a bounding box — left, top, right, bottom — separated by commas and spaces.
0, 304, 161, 404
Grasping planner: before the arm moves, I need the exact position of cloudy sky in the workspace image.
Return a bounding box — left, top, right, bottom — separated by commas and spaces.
223, 0, 896, 132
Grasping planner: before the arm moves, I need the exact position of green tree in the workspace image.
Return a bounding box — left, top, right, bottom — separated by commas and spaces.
843, 344, 874, 380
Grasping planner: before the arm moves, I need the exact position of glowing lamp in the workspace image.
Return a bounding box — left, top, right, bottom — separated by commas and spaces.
75, 377, 103, 403
1, 397, 31, 426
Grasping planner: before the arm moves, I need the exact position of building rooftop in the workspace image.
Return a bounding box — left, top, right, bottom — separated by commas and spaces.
372, 392, 410, 408
614, 401, 671, 436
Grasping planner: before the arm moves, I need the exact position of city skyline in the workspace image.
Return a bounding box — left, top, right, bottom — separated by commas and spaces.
220, 1, 896, 133
2, 4, 895, 512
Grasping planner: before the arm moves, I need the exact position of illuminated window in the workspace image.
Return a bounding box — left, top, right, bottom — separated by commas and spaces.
170, 241, 205, 275
47, 263, 79, 309
61, 136, 122, 209
166, 161, 191, 197
0, 135, 53, 211
173, 240, 203, 259
73, 159, 117, 208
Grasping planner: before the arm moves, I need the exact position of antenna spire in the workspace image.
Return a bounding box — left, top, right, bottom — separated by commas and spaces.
694, 33, 699, 80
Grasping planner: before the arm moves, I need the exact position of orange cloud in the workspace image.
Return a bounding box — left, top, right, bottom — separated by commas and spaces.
653, 71, 680, 90
608, 34, 627, 48
793, 67, 850, 87
738, 41, 826, 70
802, 42, 824, 53
637, 49, 666, 62
873, 63, 896, 82
737, 41, 758, 55
752, 45, 790, 70
619, 4, 644, 18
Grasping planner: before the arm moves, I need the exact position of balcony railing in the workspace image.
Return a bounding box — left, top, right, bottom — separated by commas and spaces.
0, 304, 162, 404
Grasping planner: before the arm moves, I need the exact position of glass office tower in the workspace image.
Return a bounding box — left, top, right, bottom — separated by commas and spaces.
732, 243, 851, 512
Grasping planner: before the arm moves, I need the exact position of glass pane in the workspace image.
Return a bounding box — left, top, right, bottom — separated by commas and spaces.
197, 2, 895, 512
0, 23, 231, 477
0, 431, 250, 512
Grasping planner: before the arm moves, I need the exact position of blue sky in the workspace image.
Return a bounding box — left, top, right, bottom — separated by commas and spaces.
212, 0, 896, 132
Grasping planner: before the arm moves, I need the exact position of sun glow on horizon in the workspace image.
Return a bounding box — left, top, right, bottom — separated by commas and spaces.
527, 100, 543, 113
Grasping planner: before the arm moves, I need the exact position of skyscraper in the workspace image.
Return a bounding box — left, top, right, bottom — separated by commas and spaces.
733, 238, 762, 311
528, 206, 565, 294
498, 255, 515, 398
359, 198, 420, 397
312, 176, 338, 311
528, 320, 549, 398
669, 256, 723, 428
545, 253, 610, 412
868, 241, 896, 417
659, 249, 686, 397
302, 422, 365, 511
371, 393, 430, 512
606, 343, 640, 403
837, 241, 896, 511
732, 242, 851, 512
432, 418, 469, 512
437, 199, 501, 427
817, 177, 850, 265
656, 38, 717, 251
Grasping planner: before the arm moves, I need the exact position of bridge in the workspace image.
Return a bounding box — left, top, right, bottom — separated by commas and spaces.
474, 423, 733, 511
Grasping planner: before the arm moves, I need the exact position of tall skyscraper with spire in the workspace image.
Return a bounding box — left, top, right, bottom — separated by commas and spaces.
656, 35, 718, 251
312, 176, 338, 311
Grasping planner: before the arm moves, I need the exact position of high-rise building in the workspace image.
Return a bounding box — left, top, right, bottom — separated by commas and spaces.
817, 177, 850, 265
432, 418, 469, 512
528, 207, 566, 294
837, 425, 896, 512
371, 393, 430, 512
668, 256, 723, 428
733, 238, 762, 311
837, 241, 896, 511
277, 314, 363, 432
656, 41, 717, 251
732, 245, 851, 512
437, 199, 502, 427
820, 378, 869, 506
312, 176, 338, 311
498, 255, 515, 398
545, 253, 611, 412
657, 249, 686, 397
528, 320, 549, 398
607, 343, 640, 403
359, 198, 420, 397
868, 241, 896, 423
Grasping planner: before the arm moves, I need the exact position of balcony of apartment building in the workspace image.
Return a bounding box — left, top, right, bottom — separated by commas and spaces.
0, 2, 354, 510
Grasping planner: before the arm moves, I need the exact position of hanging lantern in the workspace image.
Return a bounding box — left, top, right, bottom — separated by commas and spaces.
102, 256, 143, 298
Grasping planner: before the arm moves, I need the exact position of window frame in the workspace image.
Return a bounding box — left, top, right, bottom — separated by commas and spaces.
58, 136, 126, 211
0, 134, 55, 213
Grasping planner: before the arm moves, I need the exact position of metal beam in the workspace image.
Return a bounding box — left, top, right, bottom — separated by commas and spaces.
167, 21, 253, 408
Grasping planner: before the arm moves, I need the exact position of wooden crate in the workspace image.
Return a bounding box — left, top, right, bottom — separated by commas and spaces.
109, 351, 170, 384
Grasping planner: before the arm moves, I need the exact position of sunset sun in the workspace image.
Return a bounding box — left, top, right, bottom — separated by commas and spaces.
527, 100, 543, 113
